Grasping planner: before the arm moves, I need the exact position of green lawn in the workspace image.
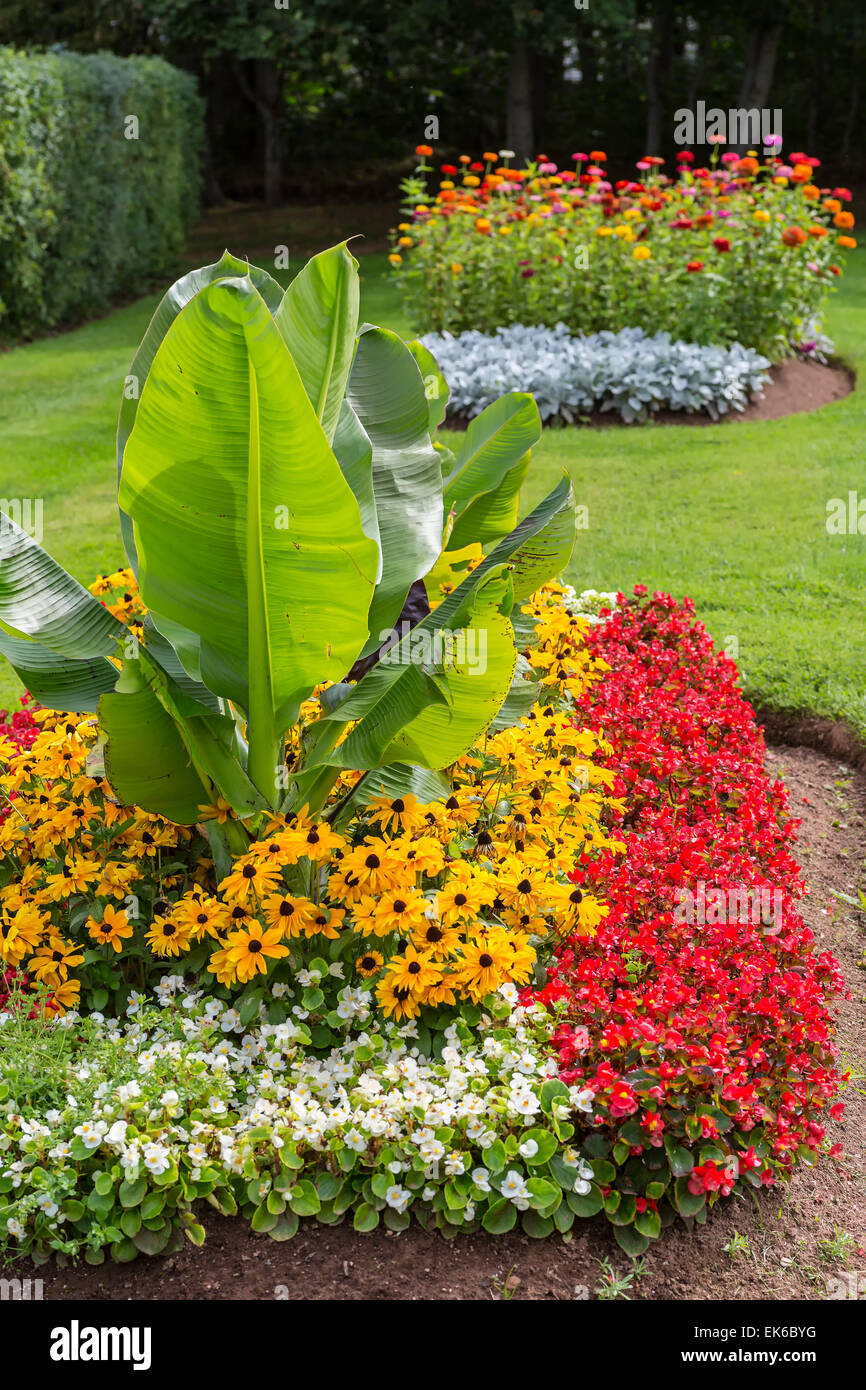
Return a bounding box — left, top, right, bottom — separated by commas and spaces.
1, 230, 863, 739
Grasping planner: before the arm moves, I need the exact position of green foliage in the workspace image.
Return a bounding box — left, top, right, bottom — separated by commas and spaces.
0, 990, 598, 1264
0, 47, 203, 340
0, 242, 575, 842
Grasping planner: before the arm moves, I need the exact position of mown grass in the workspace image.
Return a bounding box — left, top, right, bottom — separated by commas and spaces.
0, 220, 863, 739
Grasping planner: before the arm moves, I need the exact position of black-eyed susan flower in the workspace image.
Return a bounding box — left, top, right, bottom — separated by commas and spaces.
372, 890, 429, 935
376, 976, 421, 1020
224, 922, 289, 982
87, 904, 134, 953
384, 945, 440, 995
355, 949, 384, 977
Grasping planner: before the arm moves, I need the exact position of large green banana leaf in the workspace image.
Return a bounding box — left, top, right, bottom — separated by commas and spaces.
0, 512, 125, 656
314, 569, 516, 771
425, 472, 576, 630
275, 242, 359, 444
448, 453, 531, 551
491, 653, 541, 731
346, 325, 443, 652
100, 650, 270, 824
117, 250, 284, 575
314, 473, 575, 771
442, 393, 541, 542
332, 402, 382, 584
407, 339, 450, 431
100, 659, 211, 824
118, 274, 380, 801
0, 631, 119, 713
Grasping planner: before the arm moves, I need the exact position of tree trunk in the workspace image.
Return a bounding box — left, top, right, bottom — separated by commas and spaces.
737, 4, 788, 112
202, 128, 226, 208
644, 0, 673, 157
806, 0, 822, 150
506, 41, 534, 159
255, 58, 283, 208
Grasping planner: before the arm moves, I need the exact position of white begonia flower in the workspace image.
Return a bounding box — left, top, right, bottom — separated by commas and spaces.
444, 1152, 466, 1176
463, 1202, 475, 1222
422, 1185, 436, 1201
36, 1193, 59, 1217
519, 1138, 539, 1159
73, 1121, 106, 1149
142, 1143, 171, 1176
572, 1178, 591, 1196
471, 1168, 491, 1193
344, 1129, 367, 1153
509, 1091, 541, 1117
6, 1217, 24, 1239
418, 1138, 445, 1163
208, 1097, 227, 1116
500, 1170, 528, 1200
386, 1185, 410, 1213
572, 1088, 595, 1114
105, 1120, 128, 1147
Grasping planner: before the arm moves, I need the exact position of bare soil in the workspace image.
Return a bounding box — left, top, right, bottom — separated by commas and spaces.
637, 357, 853, 427
20, 742, 866, 1302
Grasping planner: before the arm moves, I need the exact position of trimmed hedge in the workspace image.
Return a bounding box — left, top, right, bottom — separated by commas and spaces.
0, 48, 203, 340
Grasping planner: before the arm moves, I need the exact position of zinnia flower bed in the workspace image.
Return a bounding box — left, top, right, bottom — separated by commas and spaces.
391, 146, 855, 357
0, 583, 844, 1263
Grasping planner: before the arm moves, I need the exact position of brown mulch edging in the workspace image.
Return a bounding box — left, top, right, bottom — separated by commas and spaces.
18, 742, 865, 1302
439, 358, 854, 432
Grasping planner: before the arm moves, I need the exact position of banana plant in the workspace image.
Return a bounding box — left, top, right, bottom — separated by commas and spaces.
0, 243, 577, 858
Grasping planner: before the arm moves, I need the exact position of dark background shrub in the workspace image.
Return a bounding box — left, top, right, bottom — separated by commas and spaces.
0, 47, 203, 340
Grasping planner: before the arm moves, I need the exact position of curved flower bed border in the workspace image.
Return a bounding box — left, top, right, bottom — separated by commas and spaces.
536, 587, 845, 1251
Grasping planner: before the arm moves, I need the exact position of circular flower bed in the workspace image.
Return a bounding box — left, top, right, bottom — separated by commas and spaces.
391, 146, 855, 356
